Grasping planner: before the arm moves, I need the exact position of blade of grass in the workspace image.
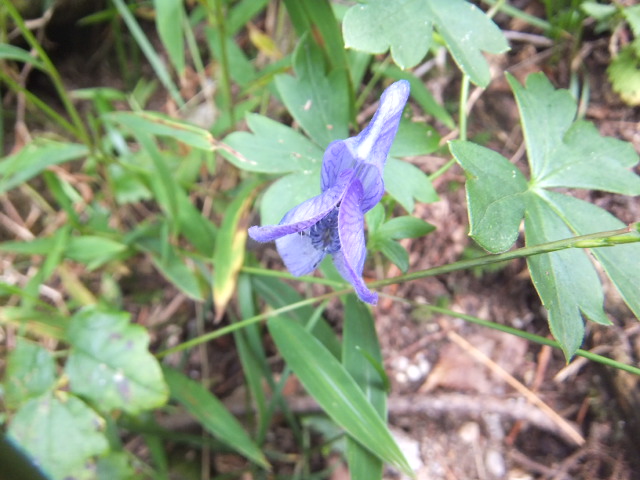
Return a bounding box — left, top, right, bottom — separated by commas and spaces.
111, 0, 184, 107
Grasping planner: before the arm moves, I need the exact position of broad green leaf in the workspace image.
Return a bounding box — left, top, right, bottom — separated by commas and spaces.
65, 236, 128, 270
450, 140, 528, 252
343, 296, 386, 479
377, 216, 436, 240
538, 191, 640, 320
222, 113, 323, 173
275, 35, 350, 146
454, 72, 640, 358
378, 238, 409, 272
65, 307, 169, 414
424, 0, 509, 86
213, 179, 261, 320
268, 318, 411, 475
106, 111, 214, 151
4, 339, 56, 409
525, 195, 610, 359
508, 72, 640, 192
384, 157, 439, 213
0, 141, 88, 194
343, 0, 508, 85
623, 5, 640, 37
251, 276, 342, 359
96, 452, 136, 480
0, 44, 44, 69
163, 367, 270, 469
258, 170, 320, 226
607, 43, 640, 107
153, 0, 185, 75
8, 392, 109, 480
580, 1, 617, 21
390, 120, 440, 158
343, 0, 433, 70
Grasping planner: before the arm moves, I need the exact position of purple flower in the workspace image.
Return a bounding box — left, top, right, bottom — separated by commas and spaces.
249, 80, 410, 304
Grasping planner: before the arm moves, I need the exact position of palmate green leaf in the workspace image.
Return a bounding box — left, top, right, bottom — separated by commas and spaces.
4, 339, 56, 409
390, 120, 440, 158
275, 35, 350, 147
7, 392, 109, 480
222, 113, 324, 173
343, 296, 386, 479
343, 0, 508, 85
268, 317, 411, 476
538, 191, 640, 321
424, 0, 509, 86
163, 367, 270, 469
343, 0, 433, 70
384, 157, 439, 213
508, 72, 640, 192
525, 195, 611, 358
0, 140, 88, 194
453, 72, 640, 358
450, 140, 528, 253
259, 169, 320, 226
65, 307, 169, 414
378, 216, 436, 240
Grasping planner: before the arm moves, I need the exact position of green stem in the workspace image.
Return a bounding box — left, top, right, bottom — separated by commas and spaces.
156, 289, 349, 358
3, 1, 90, 145
458, 74, 470, 142
241, 266, 345, 288
416, 303, 640, 376
371, 223, 640, 288
355, 56, 392, 112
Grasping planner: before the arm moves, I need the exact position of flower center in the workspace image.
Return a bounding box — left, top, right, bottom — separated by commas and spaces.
309, 207, 340, 254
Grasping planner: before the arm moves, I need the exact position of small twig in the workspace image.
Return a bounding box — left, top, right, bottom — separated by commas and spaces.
446, 329, 585, 446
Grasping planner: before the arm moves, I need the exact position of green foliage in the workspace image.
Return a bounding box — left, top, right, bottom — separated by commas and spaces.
65, 308, 169, 414
1, 0, 639, 478
343, 0, 509, 85
451, 73, 640, 358
8, 393, 110, 480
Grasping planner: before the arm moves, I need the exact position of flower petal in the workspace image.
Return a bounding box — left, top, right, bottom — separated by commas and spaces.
275, 231, 327, 276
332, 178, 378, 304
320, 140, 357, 192
348, 80, 410, 172
248, 169, 354, 243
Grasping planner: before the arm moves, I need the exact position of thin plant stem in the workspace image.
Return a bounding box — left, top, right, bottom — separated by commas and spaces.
389, 297, 640, 376
156, 290, 349, 358
458, 73, 470, 142
3, 1, 90, 145
241, 266, 346, 288
355, 56, 392, 112
430, 74, 470, 181
371, 224, 640, 288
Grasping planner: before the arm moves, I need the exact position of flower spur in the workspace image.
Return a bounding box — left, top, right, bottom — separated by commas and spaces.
249, 80, 410, 304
